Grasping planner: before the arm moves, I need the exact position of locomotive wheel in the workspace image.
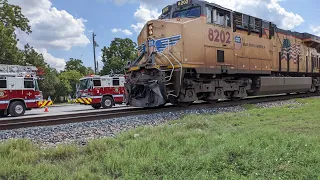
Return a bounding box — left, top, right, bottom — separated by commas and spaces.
9, 101, 26, 117
102, 96, 114, 109
91, 104, 101, 109
178, 102, 192, 107
206, 99, 218, 104
231, 97, 242, 101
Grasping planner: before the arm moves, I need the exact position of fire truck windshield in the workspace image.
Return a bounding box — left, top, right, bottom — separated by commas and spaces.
79, 78, 92, 90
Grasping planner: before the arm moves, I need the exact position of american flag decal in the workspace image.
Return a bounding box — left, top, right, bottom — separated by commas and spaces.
281, 38, 301, 64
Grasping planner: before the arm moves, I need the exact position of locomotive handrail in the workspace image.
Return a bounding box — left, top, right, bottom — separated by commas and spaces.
158, 51, 175, 81
166, 38, 183, 86
148, 37, 175, 82
129, 50, 146, 67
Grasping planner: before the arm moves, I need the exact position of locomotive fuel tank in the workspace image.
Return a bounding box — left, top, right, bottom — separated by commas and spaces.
249, 77, 313, 96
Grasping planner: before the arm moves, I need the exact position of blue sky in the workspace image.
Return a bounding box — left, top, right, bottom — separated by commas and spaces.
8, 0, 320, 72
50, 0, 140, 69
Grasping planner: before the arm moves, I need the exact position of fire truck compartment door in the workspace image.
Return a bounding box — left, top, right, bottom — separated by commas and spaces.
8, 81, 14, 89
6, 77, 16, 89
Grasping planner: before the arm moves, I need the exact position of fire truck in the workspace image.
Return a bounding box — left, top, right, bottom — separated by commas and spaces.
0, 64, 50, 117
76, 74, 125, 109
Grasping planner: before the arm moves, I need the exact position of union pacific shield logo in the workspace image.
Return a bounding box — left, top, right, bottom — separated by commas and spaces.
235, 36, 242, 50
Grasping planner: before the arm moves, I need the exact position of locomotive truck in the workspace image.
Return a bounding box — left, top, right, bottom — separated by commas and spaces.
124, 0, 320, 108
0, 64, 52, 117
76, 74, 125, 109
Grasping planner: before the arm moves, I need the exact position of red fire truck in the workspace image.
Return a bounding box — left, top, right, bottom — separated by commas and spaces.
0, 64, 50, 117
76, 74, 125, 109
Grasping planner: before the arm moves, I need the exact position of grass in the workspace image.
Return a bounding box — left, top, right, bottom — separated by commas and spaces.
1, 98, 320, 179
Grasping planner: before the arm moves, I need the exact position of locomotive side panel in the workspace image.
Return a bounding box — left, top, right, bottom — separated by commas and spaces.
153, 20, 184, 67
233, 29, 272, 74
204, 23, 234, 73
275, 32, 305, 73
137, 20, 184, 67
182, 17, 206, 70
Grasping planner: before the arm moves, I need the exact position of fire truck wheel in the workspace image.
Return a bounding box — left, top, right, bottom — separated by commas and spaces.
9, 101, 26, 117
102, 96, 114, 109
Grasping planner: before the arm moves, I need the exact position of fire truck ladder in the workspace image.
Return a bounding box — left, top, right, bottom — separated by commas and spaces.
0, 64, 37, 76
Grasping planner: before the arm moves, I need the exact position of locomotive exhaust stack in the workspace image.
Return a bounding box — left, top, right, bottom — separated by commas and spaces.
124, 0, 320, 108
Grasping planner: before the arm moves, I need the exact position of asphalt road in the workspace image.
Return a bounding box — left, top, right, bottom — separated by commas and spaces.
1, 104, 131, 120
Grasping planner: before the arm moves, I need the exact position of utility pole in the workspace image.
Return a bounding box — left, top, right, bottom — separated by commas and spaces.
92, 32, 98, 74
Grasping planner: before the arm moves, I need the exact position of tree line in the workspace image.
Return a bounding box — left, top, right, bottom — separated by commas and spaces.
0, 0, 137, 102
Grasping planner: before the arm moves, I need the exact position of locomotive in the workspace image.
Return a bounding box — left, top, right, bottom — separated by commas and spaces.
124, 0, 320, 108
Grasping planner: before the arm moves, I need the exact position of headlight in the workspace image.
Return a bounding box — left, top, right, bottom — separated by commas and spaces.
148, 24, 153, 36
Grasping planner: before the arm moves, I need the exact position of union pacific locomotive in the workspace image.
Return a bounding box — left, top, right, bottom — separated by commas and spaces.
124, 0, 320, 107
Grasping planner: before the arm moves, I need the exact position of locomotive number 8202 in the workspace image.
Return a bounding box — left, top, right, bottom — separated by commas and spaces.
208, 28, 231, 44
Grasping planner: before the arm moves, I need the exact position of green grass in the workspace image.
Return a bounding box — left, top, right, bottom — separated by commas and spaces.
1, 98, 320, 179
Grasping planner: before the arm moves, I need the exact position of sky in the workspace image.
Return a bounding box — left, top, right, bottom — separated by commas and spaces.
7, 0, 320, 72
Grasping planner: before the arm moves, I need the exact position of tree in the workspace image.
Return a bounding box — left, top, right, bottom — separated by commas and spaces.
0, 0, 31, 64
100, 38, 137, 75
38, 66, 60, 99
58, 70, 83, 97
22, 44, 47, 67
65, 58, 94, 76
0, 0, 31, 33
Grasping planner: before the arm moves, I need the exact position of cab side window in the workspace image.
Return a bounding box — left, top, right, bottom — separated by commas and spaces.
0, 79, 6, 88
206, 6, 231, 27
93, 79, 101, 86
24, 78, 34, 88
113, 78, 120, 86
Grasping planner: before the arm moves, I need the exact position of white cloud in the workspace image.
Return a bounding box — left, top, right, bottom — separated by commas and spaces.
310, 25, 320, 36
97, 51, 103, 72
36, 48, 66, 71
111, 28, 133, 36
123, 0, 304, 33
8, 0, 91, 70
131, 4, 161, 33
10, 0, 90, 50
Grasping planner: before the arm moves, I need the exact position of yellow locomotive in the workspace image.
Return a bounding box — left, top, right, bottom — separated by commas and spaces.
124, 0, 320, 107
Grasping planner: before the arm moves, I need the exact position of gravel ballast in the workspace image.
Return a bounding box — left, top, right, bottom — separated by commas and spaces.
0, 99, 303, 148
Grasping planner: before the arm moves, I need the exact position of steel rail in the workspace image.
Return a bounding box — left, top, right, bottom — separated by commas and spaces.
0, 92, 317, 130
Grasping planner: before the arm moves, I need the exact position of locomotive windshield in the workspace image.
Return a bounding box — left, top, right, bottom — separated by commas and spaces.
172, 6, 201, 18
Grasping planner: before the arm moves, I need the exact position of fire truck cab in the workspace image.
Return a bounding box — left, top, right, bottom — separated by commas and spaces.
76, 74, 125, 109
0, 64, 46, 117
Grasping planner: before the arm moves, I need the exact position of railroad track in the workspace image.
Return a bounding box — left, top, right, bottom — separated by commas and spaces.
0, 92, 318, 130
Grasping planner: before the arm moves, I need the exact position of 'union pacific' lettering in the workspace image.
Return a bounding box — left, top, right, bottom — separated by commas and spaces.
243, 42, 265, 49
